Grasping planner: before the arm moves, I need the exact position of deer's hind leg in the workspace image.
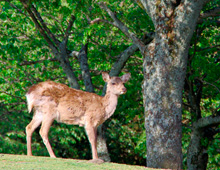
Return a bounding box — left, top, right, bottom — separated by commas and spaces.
39, 114, 56, 158
26, 111, 43, 156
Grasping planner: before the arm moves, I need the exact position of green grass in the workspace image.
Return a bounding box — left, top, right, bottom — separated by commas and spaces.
0, 154, 158, 170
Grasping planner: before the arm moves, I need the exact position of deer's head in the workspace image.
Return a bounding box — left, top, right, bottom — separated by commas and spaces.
102, 72, 131, 95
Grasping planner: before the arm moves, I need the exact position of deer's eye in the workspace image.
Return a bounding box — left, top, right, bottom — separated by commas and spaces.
111, 82, 116, 85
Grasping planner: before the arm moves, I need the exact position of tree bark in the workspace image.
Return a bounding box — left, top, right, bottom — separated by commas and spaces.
143, 40, 184, 169
97, 124, 111, 162
187, 127, 208, 170
142, 1, 207, 168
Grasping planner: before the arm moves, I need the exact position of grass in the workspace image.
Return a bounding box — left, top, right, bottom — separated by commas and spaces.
0, 154, 159, 170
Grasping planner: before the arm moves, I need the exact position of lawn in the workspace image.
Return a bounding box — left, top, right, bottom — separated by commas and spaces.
0, 154, 160, 170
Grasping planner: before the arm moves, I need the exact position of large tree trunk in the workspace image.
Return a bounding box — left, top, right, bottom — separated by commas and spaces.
140, 0, 207, 168
143, 40, 184, 169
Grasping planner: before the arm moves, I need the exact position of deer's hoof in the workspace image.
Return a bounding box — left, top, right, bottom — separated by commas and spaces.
50, 155, 56, 158
88, 158, 104, 164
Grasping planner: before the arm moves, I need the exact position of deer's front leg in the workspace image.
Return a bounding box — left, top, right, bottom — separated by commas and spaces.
85, 125, 104, 164
85, 125, 98, 159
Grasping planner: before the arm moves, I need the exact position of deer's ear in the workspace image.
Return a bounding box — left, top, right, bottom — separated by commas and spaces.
102, 72, 110, 82
120, 73, 131, 83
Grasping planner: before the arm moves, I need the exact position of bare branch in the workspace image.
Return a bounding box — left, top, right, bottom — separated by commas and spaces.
101, 32, 154, 95
194, 116, 220, 129
200, 80, 220, 94
197, 19, 220, 25
19, 58, 58, 66
44, 13, 65, 33
197, 44, 220, 52
197, 7, 220, 24
19, 0, 80, 90
98, 2, 146, 54
200, 7, 220, 19
90, 18, 114, 26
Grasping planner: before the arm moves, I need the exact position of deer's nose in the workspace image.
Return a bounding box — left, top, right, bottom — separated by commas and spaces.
121, 87, 127, 94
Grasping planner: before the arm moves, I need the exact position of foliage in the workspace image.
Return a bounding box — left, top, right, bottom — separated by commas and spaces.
0, 0, 146, 165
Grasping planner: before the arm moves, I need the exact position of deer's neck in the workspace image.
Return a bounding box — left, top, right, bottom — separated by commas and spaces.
103, 91, 119, 120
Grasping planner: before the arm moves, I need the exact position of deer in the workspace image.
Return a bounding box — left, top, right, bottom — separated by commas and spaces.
25, 72, 131, 163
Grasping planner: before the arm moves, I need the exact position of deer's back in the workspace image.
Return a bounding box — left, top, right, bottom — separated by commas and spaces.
27, 81, 105, 127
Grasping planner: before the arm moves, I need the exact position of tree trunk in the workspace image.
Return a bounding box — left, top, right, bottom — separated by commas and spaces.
97, 124, 111, 162
187, 116, 220, 169
58, 52, 80, 89
187, 127, 208, 170
185, 76, 208, 170
78, 44, 94, 92
143, 39, 184, 169
140, 0, 207, 168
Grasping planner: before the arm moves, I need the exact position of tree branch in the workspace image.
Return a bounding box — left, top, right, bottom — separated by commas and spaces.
98, 2, 146, 54
109, 32, 154, 77
200, 79, 220, 93
197, 44, 220, 52
6, 0, 29, 17
19, 0, 58, 52
63, 15, 76, 46
194, 116, 220, 129
19, 58, 58, 66
200, 7, 220, 19
30, 4, 60, 47
136, 0, 153, 21
197, 7, 220, 25
90, 18, 115, 26
19, 0, 80, 89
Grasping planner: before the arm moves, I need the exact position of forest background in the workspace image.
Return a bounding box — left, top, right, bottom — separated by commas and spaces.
0, 0, 219, 169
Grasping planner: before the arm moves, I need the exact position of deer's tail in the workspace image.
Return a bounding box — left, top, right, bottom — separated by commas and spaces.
26, 93, 35, 113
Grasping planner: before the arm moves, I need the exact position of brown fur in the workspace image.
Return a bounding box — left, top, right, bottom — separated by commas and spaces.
25, 72, 131, 162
